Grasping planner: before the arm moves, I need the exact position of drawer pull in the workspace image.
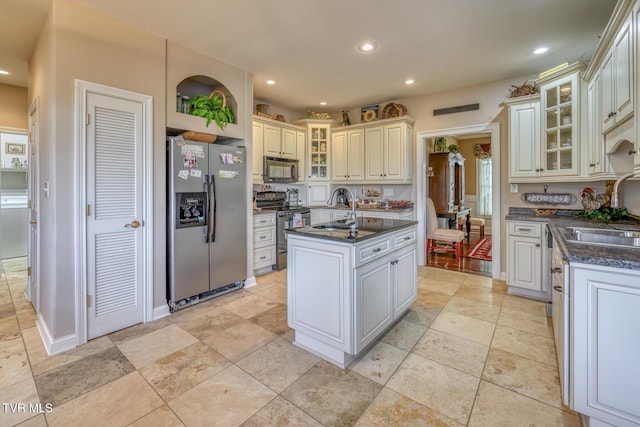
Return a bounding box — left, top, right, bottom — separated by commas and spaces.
551, 267, 562, 273
260, 256, 267, 260
517, 227, 532, 233
553, 285, 563, 292
259, 220, 267, 223
373, 248, 382, 253
404, 236, 412, 240
260, 236, 267, 239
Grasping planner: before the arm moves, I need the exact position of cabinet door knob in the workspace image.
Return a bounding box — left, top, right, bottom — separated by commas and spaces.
535, 243, 541, 247
553, 285, 563, 292
551, 267, 562, 273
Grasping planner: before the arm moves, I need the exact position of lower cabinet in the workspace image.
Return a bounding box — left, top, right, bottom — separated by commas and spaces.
506, 221, 549, 299
288, 226, 418, 367
253, 213, 276, 273
571, 263, 640, 427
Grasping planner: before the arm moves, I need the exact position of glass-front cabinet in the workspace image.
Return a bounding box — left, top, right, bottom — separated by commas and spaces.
540, 71, 579, 177
294, 120, 333, 181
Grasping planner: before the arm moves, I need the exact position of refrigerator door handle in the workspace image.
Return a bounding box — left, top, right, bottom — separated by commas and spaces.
210, 174, 217, 242
204, 175, 211, 243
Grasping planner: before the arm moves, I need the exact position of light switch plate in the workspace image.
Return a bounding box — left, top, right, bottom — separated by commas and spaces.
383, 188, 393, 196
510, 184, 518, 193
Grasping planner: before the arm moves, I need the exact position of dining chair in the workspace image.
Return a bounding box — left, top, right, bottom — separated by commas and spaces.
426, 198, 465, 260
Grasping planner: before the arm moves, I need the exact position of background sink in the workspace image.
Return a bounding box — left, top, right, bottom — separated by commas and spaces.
565, 227, 640, 248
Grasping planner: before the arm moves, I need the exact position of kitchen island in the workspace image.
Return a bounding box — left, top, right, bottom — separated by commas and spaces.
285, 217, 418, 368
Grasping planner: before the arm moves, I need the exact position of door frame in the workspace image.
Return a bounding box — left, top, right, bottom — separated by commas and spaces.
416, 122, 502, 279
27, 98, 40, 310
74, 80, 154, 345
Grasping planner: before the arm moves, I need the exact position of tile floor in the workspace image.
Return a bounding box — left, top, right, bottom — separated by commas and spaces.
0, 257, 581, 426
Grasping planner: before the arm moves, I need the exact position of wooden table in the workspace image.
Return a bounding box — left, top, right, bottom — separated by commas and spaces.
436, 208, 472, 240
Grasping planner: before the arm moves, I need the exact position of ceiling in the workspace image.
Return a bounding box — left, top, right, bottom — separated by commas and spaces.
1, 0, 618, 113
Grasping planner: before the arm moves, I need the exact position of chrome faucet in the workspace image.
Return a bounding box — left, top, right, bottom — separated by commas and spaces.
327, 186, 357, 229
611, 171, 637, 208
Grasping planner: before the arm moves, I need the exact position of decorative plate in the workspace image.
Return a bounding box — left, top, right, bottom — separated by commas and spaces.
361, 105, 379, 122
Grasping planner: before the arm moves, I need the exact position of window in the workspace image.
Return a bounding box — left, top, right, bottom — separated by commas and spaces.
477, 158, 492, 216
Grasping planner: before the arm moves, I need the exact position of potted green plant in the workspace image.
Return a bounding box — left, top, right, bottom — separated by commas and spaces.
189, 89, 234, 131
433, 137, 447, 152
447, 144, 460, 153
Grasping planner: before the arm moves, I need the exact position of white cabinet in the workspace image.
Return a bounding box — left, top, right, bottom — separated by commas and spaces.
507, 221, 548, 299
364, 121, 413, 183
331, 129, 364, 181
252, 121, 264, 183
635, 1, 640, 171
600, 13, 634, 133
307, 183, 330, 206
253, 213, 276, 272
297, 130, 306, 182
571, 263, 640, 427
295, 120, 334, 181
587, 73, 605, 175
262, 122, 297, 159
505, 96, 541, 180
288, 225, 418, 367
539, 70, 580, 177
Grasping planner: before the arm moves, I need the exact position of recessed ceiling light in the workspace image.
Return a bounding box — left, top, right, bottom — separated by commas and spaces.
358, 42, 376, 52
320, 101, 327, 106
0, 70, 9, 75
405, 79, 415, 85
266, 80, 276, 85
533, 47, 549, 55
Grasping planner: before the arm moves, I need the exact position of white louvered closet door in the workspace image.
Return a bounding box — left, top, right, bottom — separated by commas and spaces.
86, 92, 144, 339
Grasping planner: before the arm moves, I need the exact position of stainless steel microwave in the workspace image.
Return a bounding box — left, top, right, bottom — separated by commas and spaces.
263, 156, 298, 183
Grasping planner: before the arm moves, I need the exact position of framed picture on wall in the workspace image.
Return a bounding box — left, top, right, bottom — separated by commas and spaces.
5, 143, 25, 155
361, 105, 379, 122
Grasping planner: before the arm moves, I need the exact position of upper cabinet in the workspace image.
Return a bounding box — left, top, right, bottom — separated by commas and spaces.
253, 115, 305, 182
364, 118, 414, 183
295, 120, 334, 181
263, 122, 297, 159
252, 121, 264, 183
331, 129, 364, 181
505, 95, 541, 180
600, 13, 634, 134
540, 71, 581, 178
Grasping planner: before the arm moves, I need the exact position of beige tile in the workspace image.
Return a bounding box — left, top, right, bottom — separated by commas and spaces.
203, 320, 277, 362
498, 307, 553, 338
108, 317, 174, 345
210, 289, 255, 307
0, 333, 31, 389
169, 365, 276, 427
413, 329, 489, 377
468, 381, 580, 427
491, 326, 557, 367
247, 304, 291, 336
431, 311, 495, 345
0, 377, 40, 426
253, 284, 287, 304
117, 324, 198, 368
0, 316, 21, 341
350, 341, 409, 385
463, 275, 508, 293
422, 268, 467, 284
16, 414, 47, 426
21, 327, 48, 366
355, 387, 464, 427
403, 304, 440, 328
454, 284, 505, 305
128, 405, 184, 427
482, 347, 562, 408
139, 342, 230, 401
236, 337, 319, 393
418, 277, 461, 296
219, 293, 280, 319
282, 361, 382, 426
46, 372, 163, 427
381, 318, 427, 351
170, 305, 242, 341
241, 396, 322, 427
442, 295, 501, 323
32, 336, 114, 376
387, 353, 479, 424
415, 289, 452, 309
502, 294, 548, 316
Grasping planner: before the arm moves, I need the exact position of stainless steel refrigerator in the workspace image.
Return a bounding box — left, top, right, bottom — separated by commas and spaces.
167, 137, 247, 309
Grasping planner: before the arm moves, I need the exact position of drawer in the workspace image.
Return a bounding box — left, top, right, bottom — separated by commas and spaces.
253, 227, 276, 248
508, 221, 542, 238
356, 236, 392, 266
253, 246, 276, 269
253, 213, 276, 228
394, 228, 416, 249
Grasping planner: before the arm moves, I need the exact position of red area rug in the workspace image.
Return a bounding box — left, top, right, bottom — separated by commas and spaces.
464, 238, 492, 261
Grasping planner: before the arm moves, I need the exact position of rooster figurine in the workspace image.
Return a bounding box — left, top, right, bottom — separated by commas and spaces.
581, 187, 609, 213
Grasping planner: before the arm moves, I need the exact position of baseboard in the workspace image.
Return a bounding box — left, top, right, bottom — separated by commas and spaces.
36, 314, 77, 356
152, 304, 171, 321
244, 275, 257, 288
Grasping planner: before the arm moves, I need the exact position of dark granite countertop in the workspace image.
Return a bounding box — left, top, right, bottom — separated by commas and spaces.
309, 205, 414, 213
285, 217, 418, 243
506, 207, 640, 270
